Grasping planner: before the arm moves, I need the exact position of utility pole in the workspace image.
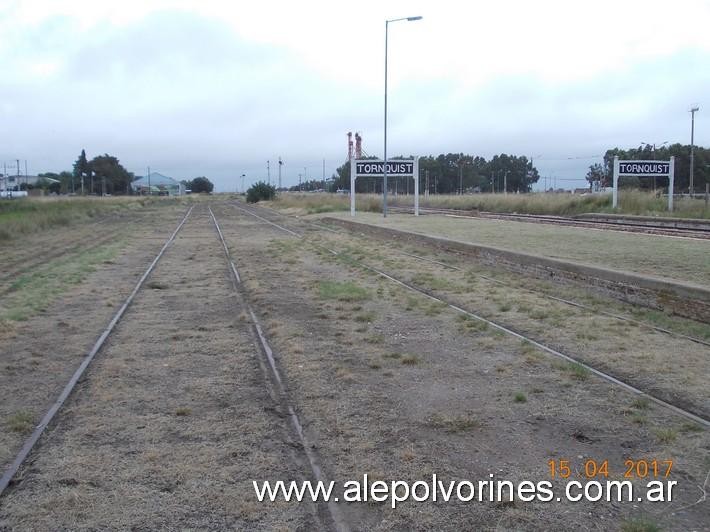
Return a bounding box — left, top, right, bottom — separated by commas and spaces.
298, 173, 302, 192
280, 157, 285, 189
267, 160, 270, 185
322, 159, 326, 191
148, 166, 151, 196
504, 170, 508, 195
24, 160, 28, 190
240, 174, 245, 193
459, 162, 463, 195
278, 157, 283, 190
690, 106, 699, 196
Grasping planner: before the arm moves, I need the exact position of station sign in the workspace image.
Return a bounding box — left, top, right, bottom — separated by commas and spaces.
618, 161, 670, 176
355, 160, 414, 176
613, 156, 674, 211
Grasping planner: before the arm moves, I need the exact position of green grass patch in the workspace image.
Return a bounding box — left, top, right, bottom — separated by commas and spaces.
568, 362, 590, 381
514, 392, 527, 403
7, 410, 34, 433
620, 518, 661, 532
354, 311, 377, 323
0, 239, 126, 322
631, 397, 650, 410
318, 280, 369, 302
410, 272, 458, 291
654, 428, 677, 444
400, 355, 421, 365
366, 334, 385, 344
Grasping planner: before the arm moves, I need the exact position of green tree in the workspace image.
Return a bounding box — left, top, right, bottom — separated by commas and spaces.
190, 176, 214, 193
585, 163, 606, 190
89, 154, 134, 195
72, 149, 90, 193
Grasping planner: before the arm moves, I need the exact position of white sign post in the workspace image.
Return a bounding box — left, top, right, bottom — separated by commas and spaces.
613, 156, 675, 211
350, 158, 419, 217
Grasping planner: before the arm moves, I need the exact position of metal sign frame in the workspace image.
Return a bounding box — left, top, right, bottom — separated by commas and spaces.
350, 157, 419, 216
613, 156, 675, 211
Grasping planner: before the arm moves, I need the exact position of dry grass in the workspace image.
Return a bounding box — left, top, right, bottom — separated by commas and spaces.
0, 195, 192, 241
269, 190, 710, 218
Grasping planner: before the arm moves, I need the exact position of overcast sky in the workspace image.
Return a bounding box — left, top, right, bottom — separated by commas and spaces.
2, 0, 709, 191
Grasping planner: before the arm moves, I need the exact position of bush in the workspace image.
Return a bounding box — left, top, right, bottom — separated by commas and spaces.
247, 181, 276, 203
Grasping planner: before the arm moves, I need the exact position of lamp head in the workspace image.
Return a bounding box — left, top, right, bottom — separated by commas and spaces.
407, 16, 423, 21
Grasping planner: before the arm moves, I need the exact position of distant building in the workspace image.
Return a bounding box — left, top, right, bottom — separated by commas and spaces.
0, 174, 59, 191
131, 173, 185, 196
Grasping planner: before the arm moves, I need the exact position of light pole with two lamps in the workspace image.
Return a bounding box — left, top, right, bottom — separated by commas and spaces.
383, 15, 422, 217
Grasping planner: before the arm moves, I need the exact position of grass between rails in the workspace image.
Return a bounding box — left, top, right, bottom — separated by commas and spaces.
318, 280, 370, 302
0, 239, 127, 324
0, 195, 194, 241
269, 190, 710, 218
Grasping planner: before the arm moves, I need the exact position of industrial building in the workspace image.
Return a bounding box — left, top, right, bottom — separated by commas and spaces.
131, 173, 185, 196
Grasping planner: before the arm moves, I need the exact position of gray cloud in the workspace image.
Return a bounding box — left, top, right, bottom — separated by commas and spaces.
1, 9, 707, 191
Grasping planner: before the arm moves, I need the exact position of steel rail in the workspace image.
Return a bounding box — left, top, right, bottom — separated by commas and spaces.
234, 203, 710, 428
208, 206, 348, 532
0, 206, 194, 497
240, 205, 710, 348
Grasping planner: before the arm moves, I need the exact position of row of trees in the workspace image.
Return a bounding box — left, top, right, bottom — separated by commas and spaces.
31, 150, 214, 195
328, 153, 540, 194
587, 144, 709, 192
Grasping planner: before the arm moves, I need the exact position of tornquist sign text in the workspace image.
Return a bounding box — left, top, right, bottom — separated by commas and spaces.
355, 161, 415, 176
618, 161, 670, 176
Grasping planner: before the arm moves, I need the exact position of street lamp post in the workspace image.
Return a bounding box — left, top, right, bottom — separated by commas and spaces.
383, 15, 422, 217
690, 106, 699, 196
240, 174, 245, 193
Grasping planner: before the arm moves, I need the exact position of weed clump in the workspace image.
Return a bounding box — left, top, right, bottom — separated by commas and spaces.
246, 181, 276, 203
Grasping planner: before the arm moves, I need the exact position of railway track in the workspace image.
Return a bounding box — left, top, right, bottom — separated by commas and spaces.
234, 202, 710, 428
1, 204, 343, 531
0, 206, 194, 497
387, 206, 710, 240
250, 204, 710, 349
208, 207, 347, 532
